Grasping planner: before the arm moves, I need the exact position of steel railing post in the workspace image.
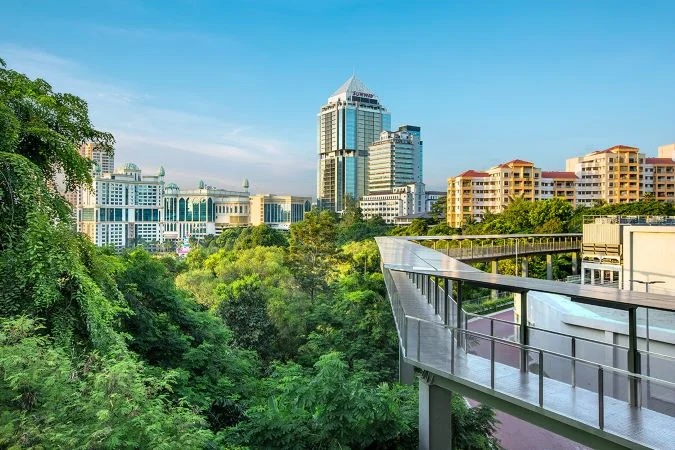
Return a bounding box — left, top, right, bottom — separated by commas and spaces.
539, 350, 544, 407
417, 319, 421, 362
598, 366, 604, 430
450, 328, 455, 374
403, 316, 408, 357
571, 337, 576, 387
490, 338, 496, 390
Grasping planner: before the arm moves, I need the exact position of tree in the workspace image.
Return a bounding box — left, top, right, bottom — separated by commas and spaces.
288, 209, 339, 302
215, 274, 279, 361
226, 352, 417, 449
429, 195, 447, 223
0, 58, 114, 191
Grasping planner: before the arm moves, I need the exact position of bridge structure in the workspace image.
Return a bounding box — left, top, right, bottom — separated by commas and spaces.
377, 235, 675, 449
408, 233, 582, 279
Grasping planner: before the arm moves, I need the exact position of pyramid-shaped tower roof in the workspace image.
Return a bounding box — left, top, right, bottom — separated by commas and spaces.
328, 75, 378, 103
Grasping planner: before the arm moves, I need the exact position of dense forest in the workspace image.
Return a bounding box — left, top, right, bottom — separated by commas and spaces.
2, 58, 674, 449
0, 58, 503, 449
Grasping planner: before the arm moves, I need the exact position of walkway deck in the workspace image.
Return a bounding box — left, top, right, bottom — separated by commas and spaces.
377, 235, 675, 449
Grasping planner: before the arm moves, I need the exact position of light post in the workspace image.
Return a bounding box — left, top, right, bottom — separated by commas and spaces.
631, 279, 665, 403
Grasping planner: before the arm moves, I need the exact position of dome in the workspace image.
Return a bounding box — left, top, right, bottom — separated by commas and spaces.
158, 166, 165, 177
242, 178, 249, 189
165, 183, 179, 190
199, 180, 205, 189
116, 162, 140, 173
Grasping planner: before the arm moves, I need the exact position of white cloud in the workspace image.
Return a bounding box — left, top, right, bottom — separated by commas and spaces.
0, 43, 315, 196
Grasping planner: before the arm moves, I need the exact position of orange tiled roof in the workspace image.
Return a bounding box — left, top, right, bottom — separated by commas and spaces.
646, 157, 675, 165
592, 145, 639, 154
455, 169, 489, 178
497, 159, 534, 167
541, 171, 578, 179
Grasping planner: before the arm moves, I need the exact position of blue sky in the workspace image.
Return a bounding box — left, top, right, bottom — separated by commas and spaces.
2, 1, 675, 195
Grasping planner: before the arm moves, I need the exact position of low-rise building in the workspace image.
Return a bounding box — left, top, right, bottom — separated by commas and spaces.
249, 194, 312, 230
360, 182, 431, 224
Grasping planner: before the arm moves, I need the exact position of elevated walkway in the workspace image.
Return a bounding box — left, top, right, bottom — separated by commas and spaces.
378, 236, 675, 449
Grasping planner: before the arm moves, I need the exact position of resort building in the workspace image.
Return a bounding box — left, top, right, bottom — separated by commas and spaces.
249, 194, 312, 230
163, 181, 250, 242
317, 75, 391, 212
74, 163, 165, 248
368, 126, 422, 194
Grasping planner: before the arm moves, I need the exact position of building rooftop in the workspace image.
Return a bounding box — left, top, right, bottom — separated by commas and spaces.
592, 145, 639, 154
541, 171, 578, 179
646, 157, 675, 165
496, 159, 534, 168
454, 169, 489, 178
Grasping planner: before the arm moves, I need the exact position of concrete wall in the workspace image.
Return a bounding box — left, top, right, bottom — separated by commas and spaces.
623, 225, 675, 293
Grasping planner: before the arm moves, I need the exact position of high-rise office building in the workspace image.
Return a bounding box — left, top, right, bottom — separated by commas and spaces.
368, 125, 422, 194
317, 75, 391, 212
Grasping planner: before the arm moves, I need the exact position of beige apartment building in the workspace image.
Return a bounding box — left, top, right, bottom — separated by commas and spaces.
645, 157, 675, 202
447, 160, 540, 228
540, 171, 578, 205
566, 145, 644, 206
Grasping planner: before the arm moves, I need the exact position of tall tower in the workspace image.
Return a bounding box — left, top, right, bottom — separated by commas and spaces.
317, 76, 391, 212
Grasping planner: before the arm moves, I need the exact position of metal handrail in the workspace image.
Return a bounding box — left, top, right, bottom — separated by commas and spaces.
402, 313, 675, 390
406, 269, 675, 377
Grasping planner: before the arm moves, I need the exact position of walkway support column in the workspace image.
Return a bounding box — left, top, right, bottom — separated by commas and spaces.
419, 377, 452, 450
399, 347, 414, 385
546, 254, 553, 280
521, 257, 529, 278
572, 252, 579, 275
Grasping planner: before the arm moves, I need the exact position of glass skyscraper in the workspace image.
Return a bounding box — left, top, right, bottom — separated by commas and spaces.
317, 76, 390, 212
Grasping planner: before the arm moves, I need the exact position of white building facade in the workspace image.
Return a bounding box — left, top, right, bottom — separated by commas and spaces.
368, 126, 422, 194
75, 163, 165, 248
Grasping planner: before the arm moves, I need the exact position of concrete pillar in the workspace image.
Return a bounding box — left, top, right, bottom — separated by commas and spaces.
580, 267, 585, 285
399, 347, 414, 385
591, 269, 596, 285
419, 378, 452, 450
600, 270, 605, 285
521, 257, 529, 278
546, 254, 553, 280
609, 271, 614, 283
572, 252, 579, 275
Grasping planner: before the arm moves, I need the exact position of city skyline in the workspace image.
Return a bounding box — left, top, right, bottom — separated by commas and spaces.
2, 1, 675, 196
